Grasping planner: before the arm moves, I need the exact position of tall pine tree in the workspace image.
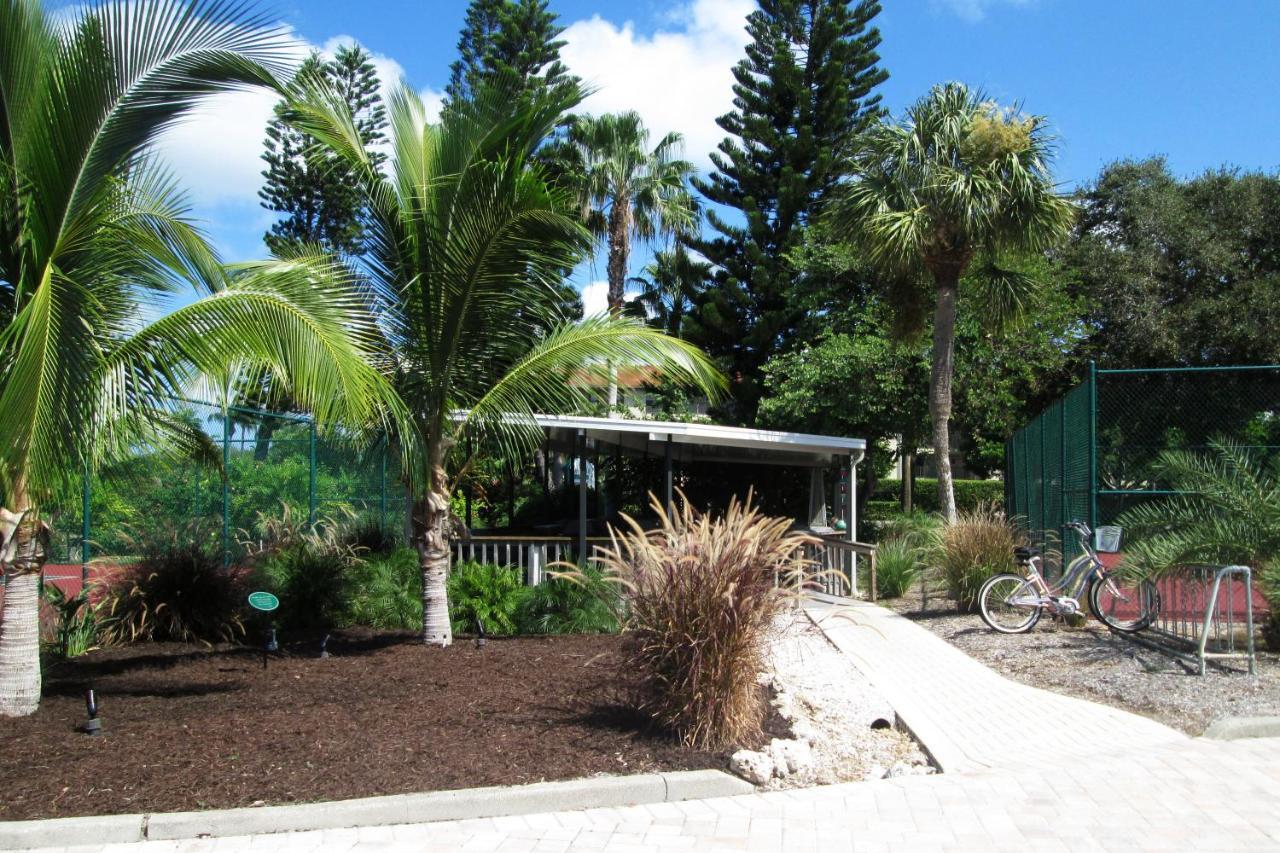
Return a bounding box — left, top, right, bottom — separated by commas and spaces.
686, 0, 887, 424
445, 0, 577, 108
259, 44, 386, 256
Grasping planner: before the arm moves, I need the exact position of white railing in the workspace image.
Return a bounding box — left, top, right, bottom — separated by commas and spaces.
804, 535, 878, 601
453, 536, 611, 585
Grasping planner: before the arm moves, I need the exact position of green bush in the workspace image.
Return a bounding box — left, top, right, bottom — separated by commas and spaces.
517, 565, 619, 635
936, 504, 1020, 612
447, 561, 529, 636
872, 478, 1005, 514
349, 548, 422, 630
101, 542, 246, 645
877, 510, 942, 546
252, 543, 355, 633
874, 539, 922, 600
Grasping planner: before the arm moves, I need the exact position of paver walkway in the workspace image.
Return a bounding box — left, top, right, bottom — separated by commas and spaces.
803, 597, 1186, 773
21, 602, 1276, 853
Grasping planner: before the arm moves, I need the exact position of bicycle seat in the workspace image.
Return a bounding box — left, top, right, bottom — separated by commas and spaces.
1014, 546, 1039, 560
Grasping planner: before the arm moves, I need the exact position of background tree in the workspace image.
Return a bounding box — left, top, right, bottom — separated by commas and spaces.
627, 245, 710, 339
836, 83, 1075, 521
552, 111, 697, 409
445, 0, 577, 109
686, 0, 888, 424
0, 0, 395, 716
1060, 157, 1280, 368
288, 79, 723, 648
260, 44, 387, 256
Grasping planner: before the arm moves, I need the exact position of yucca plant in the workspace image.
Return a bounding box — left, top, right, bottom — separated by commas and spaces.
935, 502, 1021, 612
1118, 441, 1280, 647
41, 585, 102, 660
569, 491, 817, 750
0, 0, 398, 716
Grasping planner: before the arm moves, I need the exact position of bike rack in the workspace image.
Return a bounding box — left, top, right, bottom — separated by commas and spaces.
1139, 565, 1257, 676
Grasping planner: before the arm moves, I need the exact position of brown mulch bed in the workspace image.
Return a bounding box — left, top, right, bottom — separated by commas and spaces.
0, 631, 735, 821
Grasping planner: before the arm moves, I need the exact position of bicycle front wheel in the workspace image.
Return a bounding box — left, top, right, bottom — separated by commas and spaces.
1089, 575, 1159, 633
979, 573, 1042, 634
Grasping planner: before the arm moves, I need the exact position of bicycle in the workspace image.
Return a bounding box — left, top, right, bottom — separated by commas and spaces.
978, 521, 1160, 634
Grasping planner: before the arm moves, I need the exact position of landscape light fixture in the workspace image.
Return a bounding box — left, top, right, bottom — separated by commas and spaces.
81, 688, 102, 736
474, 616, 486, 649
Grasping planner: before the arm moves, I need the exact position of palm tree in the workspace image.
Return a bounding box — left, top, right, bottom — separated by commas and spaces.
287, 80, 724, 646
553, 112, 698, 409
627, 245, 710, 339
0, 0, 397, 717
836, 83, 1075, 522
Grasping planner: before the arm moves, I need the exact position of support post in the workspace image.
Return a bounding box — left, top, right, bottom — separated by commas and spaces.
308, 417, 317, 527
577, 430, 588, 564
81, 463, 90, 585
222, 409, 231, 567
663, 435, 673, 516
1088, 360, 1099, 529
379, 433, 388, 531
465, 434, 473, 529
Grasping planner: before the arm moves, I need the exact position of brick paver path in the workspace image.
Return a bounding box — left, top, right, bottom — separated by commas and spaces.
26, 602, 1277, 853
803, 598, 1187, 772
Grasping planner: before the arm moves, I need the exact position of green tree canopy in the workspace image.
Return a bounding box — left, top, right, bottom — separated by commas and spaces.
1061, 157, 1280, 368
445, 0, 577, 110
686, 0, 887, 424
259, 44, 387, 256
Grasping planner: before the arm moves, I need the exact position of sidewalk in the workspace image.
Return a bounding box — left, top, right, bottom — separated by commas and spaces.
803, 598, 1187, 773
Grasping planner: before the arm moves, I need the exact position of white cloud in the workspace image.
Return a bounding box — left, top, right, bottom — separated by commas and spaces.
933, 0, 1035, 22
580, 281, 609, 317
153, 33, 442, 217
560, 0, 755, 170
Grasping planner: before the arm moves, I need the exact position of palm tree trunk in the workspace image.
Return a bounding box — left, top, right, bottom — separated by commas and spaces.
0, 479, 50, 717
930, 278, 959, 524
606, 199, 631, 415
413, 489, 453, 646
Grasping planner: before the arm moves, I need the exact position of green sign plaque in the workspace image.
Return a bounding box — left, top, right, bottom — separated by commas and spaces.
247, 591, 279, 612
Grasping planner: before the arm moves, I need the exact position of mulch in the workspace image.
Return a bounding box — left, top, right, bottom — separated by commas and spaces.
0, 631, 734, 821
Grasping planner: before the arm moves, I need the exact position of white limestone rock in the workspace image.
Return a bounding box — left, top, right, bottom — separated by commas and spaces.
730, 749, 774, 786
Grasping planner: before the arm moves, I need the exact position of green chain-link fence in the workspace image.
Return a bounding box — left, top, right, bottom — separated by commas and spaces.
44, 399, 407, 582
1006, 364, 1280, 568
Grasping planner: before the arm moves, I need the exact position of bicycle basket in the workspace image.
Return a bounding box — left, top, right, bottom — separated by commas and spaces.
1095, 526, 1122, 553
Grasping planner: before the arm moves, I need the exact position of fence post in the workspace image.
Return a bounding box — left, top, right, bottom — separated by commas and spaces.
222, 408, 231, 567
379, 433, 388, 531
1088, 360, 1098, 529
308, 416, 317, 527
1060, 399, 1068, 563
81, 463, 90, 584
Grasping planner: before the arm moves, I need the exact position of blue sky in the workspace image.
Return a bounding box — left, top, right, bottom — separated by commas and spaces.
148, 0, 1280, 313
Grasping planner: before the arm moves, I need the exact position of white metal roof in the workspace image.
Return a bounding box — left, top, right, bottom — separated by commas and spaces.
529, 414, 865, 467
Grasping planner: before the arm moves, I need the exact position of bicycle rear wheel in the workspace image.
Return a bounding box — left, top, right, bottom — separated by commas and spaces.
979, 573, 1042, 633
1089, 574, 1159, 633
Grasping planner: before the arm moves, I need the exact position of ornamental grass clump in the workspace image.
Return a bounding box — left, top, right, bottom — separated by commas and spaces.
581, 491, 817, 750
937, 503, 1021, 612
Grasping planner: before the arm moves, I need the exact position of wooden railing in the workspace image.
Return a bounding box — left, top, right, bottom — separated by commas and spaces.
805, 535, 878, 602
454, 536, 612, 585
457, 533, 877, 602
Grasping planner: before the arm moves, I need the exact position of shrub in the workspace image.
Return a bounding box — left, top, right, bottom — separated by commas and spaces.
42, 585, 102, 659
872, 478, 1005, 514
936, 503, 1020, 612
875, 539, 922, 600
877, 510, 943, 547
349, 548, 422, 630
342, 515, 401, 556
242, 506, 365, 633
581, 491, 817, 750
447, 561, 529, 637
101, 542, 246, 645
517, 565, 619, 635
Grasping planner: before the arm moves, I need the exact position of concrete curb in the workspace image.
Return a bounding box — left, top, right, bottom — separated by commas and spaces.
1202, 716, 1280, 741
0, 770, 751, 849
